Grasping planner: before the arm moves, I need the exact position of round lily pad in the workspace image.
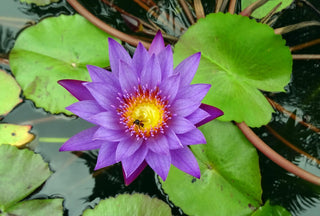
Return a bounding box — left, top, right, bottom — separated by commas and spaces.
242, 0, 294, 19
19, 0, 60, 6
0, 124, 34, 147
0, 145, 52, 211
173, 13, 292, 127
161, 120, 262, 216
9, 14, 118, 114
83, 194, 171, 216
0, 69, 22, 116
4, 199, 64, 216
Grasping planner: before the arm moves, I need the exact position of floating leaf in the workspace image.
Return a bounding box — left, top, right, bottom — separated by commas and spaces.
161, 120, 262, 216
0, 145, 52, 211
0, 123, 34, 147
252, 200, 291, 216
173, 13, 292, 127
241, 0, 294, 19
83, 194, 171, 216
19, 0, 60, 6
10, 14, 118, 114
4, 199, 64, 216
0, 69, 22, 116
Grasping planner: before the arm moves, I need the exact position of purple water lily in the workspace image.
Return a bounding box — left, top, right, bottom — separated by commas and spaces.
58, 32, 223, 185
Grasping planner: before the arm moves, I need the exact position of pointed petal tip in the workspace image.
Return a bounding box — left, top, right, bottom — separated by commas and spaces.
149, 31, 165, 55
108, 37, 118, 44
195, 104, 224, 127
122, 161, 147, 185
58, 146, 67, 152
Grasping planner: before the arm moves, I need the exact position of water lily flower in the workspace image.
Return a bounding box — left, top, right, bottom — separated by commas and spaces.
58, 32, 223, 185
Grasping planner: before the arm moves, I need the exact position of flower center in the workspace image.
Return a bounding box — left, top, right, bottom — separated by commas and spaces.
118, 86, 171, 139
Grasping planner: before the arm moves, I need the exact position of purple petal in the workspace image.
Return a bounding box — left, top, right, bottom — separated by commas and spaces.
174, 52, 201, 86
108, 38, 132, 76
171, 147, 200, 178
147, 135, 169, 155
89, 111, 123, 130
59, 126, 104, 151
123, 161, 147, 185
58, 79, 93, 101
119, 60, 139, 92
171, 99, 201, 117
145, 150, 171, 181
116, 137, 143, 161
93, 127, 125, 142
157, 45, 173, 79
176, 84, 211, 102
84, 82, 119, 111
196, 104, 224, 127
94, 142, 119, 170
165, 128, 184, 150
148, 31, 165, 55
122, 144, 148, 177
177, 128, 206, 146
140, 54, 161, 87
66, 100, 104, 122
159, 73, 180, 103
132, 42, 150, 76
170, 116, 196, 134
86, 65, 111, 82
186, 108, 210, 125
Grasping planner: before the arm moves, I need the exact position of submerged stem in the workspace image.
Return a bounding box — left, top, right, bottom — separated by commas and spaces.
0, 57, 9, 65
237, 122, 320, 186
267, 97, 320, 133
265, 125, 320, 165
292, 54, 320, 60
290, 38, 320, 52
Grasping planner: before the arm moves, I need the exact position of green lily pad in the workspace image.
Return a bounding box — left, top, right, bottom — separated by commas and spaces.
173, 13, 292, 127
9, 14, 118, 114
4, 199, 64, 216
242, 0, 294, 19
0, 145, 52, 211
0, 69, 22, 116
19, 0, 60, 6
252, 200, 291, 216
83, 194, 172, 216
161, 120, 262, 216
0, 124, 35, 147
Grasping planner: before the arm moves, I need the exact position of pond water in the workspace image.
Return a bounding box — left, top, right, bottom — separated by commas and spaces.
1, 0, 320, 216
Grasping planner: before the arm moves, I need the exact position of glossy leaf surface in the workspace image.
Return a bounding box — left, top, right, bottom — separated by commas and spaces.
161, 120, 262, 216
242, 0, 294, 18
0, 145, 52, 211
0, 69, 22, 116
83, 194, 172, 216
10, 14, 117, 114
173, 13, 292, 127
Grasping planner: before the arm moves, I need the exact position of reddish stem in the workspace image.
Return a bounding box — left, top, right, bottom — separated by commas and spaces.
237, 122, 320, 185
228, 0, 237, 14
66, 0, 151, 48
0, 57, 9, 65
178, 0, 195, 24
